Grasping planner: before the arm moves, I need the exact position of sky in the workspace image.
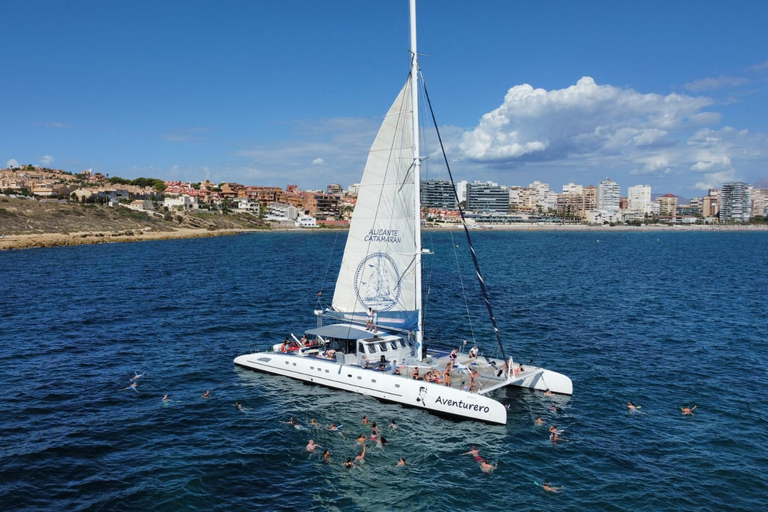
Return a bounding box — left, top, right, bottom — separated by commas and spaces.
3, 0, 768, 198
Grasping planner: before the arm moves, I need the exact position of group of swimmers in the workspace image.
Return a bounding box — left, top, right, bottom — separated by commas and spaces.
294, 414, 407, 469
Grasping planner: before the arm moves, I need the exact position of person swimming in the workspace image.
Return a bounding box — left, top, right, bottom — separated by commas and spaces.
480, 459, 497, 473
306, 440, 321, 453
131, 372, 144, 381
397, 457, 406, 466
681, 405, 697, 415
535, 415, 544, 425
201, 390, 210, 399
462, 446, 482, 461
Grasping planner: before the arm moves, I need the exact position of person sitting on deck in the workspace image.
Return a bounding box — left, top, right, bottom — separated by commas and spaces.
362, 356, 370, 369
469, 345, 479, 360
378, 355, 387, 371
300, 334, 308, 346
411, 367, 420, 380
392, 360, 401, 375
280, 337, 290, 352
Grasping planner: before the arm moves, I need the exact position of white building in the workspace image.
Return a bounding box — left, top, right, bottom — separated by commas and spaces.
295, 215, 318, 228
265, 202, 298, 221
597, 178, 621, 215
164, 194, 198, 210
627, 185, 653, 216
454, 180, 468, 204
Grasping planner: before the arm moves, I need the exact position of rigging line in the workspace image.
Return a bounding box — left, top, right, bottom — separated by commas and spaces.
450, 230, 477, 346
421, 72, 508, 363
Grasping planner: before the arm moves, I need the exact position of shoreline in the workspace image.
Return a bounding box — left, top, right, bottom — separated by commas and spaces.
3, 223, 768, 251
0, 228, 260, 251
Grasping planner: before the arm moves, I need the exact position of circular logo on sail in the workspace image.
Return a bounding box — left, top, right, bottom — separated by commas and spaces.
354, 252, 401, 311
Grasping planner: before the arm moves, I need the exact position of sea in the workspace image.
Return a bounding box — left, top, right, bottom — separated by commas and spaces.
1, 230, 767, 511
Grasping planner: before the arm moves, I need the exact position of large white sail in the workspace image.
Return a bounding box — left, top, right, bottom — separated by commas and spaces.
331, 79, 420, 331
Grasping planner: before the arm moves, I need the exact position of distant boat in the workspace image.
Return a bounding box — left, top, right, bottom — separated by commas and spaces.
234, 0, 572, 424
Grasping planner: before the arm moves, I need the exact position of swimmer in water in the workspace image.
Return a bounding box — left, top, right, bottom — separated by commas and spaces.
201, 390, 210, 399
310, 418, 319, 427
545, 388, 552, 397
362, 415, 368, 425
542, 481, 562, 492
131, 372, 144, 381
124, 382, 138, 392
462, 446, 482, 461
397, 457, 406, 466
323, 449, 331, 462
356, 434, 366, 444
306, 440, 321, 453
535, 415, 544, 425
329, 423, 340, 431
389, 419, 398, 429
628, 401, 637, 411
480, 459, 497, 473
234, 401, 243, 410
162, 394, 169, 402
550, 403, 557, 412
343, 457, 354, 468
354, 442, 366, 463
681, 405, 697, 415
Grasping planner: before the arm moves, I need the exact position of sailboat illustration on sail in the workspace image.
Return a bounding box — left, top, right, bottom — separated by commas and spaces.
234, 0, 572, 424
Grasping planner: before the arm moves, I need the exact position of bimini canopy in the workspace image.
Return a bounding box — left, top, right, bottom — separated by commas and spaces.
305, 324, 380, 341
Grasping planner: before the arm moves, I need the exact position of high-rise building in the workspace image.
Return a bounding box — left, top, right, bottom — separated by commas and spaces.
658, 194, 678, 217
466, 181, 509, 213
627, 185, 652, 216
720, 182, 751, 222
596, 178, 621, 214
421, 179, 458, 209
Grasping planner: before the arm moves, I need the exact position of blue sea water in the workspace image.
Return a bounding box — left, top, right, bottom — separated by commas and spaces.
1, 230, 767, 511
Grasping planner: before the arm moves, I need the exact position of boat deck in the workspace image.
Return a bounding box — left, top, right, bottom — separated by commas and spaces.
345, 349, 544, 395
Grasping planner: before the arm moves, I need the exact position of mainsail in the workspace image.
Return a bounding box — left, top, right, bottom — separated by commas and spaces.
331, 79, 420, 332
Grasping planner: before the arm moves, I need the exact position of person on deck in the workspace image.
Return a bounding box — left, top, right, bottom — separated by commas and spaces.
411, 367, 420, 380
366, 308, 373, 330
372, 310, 378, 334
469, 345, 479, 360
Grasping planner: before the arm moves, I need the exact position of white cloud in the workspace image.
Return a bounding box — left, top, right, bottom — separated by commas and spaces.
6, 158, 19, 168
683, 75, 748, 92
459, 77, 715, 167
311, 158, 325, 166
40, 155, 54, 166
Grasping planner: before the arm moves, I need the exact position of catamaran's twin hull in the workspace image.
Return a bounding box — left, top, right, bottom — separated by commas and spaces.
234, 352, 509, 425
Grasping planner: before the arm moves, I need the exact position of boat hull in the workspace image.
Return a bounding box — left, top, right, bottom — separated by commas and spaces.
234, 352, 508, 425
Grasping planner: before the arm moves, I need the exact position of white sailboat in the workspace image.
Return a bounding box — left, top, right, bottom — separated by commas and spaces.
234, 0, 572, 425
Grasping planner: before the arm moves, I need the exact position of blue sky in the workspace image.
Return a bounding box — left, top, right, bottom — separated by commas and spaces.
3, 0, 767, 198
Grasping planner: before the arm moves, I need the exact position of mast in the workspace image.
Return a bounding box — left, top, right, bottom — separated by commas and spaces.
410, 0, 424, 360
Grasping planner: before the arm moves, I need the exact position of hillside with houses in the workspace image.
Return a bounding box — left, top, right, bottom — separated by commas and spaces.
0, 166, 354, 236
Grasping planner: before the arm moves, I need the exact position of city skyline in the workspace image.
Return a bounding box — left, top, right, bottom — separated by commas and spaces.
3, 1, 768, 198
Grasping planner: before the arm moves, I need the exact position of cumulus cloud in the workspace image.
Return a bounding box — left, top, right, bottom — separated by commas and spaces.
40, 155, 54, 166
6, 158, 19, 168
311, 158, 325, 166
459, 77, 715, 168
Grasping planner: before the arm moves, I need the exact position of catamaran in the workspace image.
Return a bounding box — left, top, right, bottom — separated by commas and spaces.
234, 0, 572, 425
